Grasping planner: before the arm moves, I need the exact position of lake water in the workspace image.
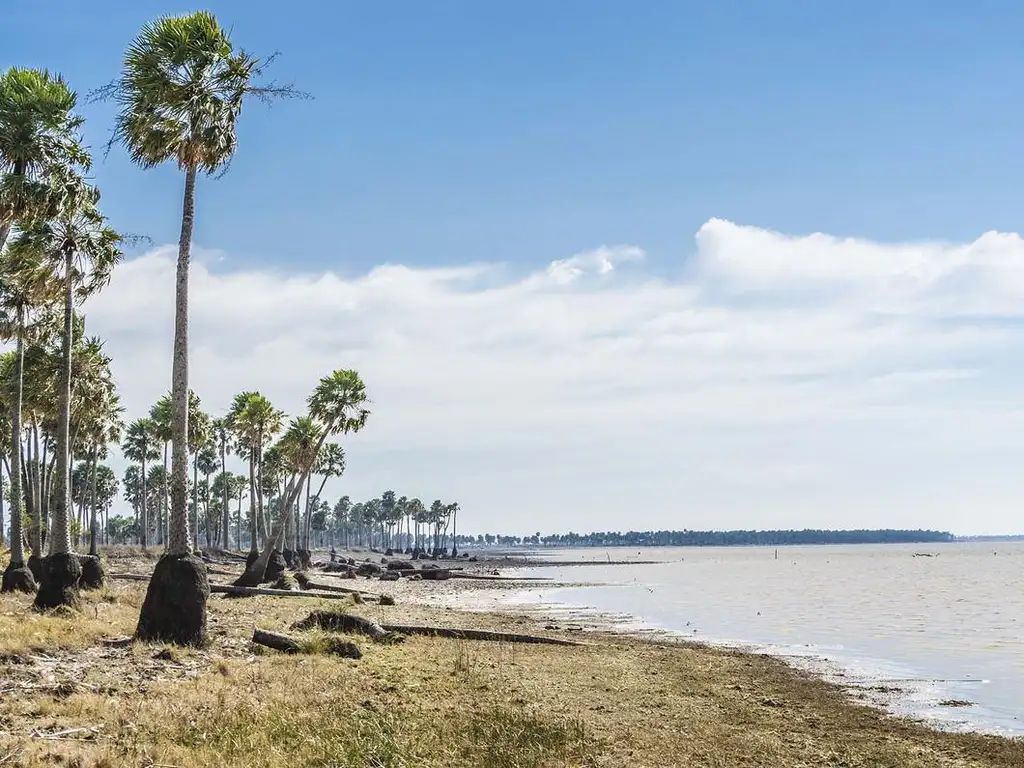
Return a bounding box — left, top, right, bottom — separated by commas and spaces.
458, 542, 1024, 735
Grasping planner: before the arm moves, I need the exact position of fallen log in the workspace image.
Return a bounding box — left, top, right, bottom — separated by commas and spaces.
210, 584, 366, 601
290, 611, 584, 647
448, 573, 552, 582
380, 623, 586, 647
206, 566, 240, 577
253, 627, 302, 652
291, 610, 403, 643
252, 628, 361, 658
108, 573, 150, 582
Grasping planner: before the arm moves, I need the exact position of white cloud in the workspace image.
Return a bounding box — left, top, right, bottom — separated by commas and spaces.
79, 220, 1024, 536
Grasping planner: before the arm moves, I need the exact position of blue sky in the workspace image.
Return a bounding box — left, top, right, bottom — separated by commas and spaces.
6, 2, 1024, 535
8, 0, 1024, 272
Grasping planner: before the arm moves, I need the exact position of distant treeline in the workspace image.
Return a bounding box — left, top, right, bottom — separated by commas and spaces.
456, 528, 954, 548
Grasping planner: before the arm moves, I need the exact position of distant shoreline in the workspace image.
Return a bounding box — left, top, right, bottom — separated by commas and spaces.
458, 528, 955, 550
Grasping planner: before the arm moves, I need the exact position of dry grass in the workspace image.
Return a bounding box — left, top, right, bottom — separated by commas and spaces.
0, 562, 1020, 767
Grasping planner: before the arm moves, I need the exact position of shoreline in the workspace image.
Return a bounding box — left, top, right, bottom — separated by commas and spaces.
3, 548, 1021, 766
374, 553, 1022, 739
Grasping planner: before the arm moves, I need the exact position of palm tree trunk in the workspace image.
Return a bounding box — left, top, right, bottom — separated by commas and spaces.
140, 456, 148, 548
33, 246, 80, 609
135, 164, 208, 647
247, 448, 258, 553
89, 447, 99, 556
48, 246, 74, 558
161, 442, 169, 547
30, 426, 42, 556
165, 163, 196, 557
2, 303, 32, 589
303, 475, 312, 552
191, 453, 200, 552
220, 439, 229, 549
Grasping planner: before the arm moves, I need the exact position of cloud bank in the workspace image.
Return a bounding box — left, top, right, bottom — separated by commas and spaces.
83, 219, 1024, 535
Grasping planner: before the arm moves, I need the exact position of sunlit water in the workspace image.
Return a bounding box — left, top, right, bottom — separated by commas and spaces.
453, 542, 1024, 735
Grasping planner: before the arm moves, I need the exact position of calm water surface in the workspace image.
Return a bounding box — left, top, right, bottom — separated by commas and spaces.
475, 542, 1024, 735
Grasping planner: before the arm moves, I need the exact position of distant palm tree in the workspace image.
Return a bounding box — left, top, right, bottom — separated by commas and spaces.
148, 395, 172, 545
196, 443, 218, 548
211, 418, 233, 549
448, 502, 461, 556
121, 417, 158, 547
186, 392, 210, 552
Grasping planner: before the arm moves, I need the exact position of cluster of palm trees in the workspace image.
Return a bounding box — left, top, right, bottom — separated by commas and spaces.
118, 387, 355, 569
330, 495, 462, 556
0, 12, 370, 647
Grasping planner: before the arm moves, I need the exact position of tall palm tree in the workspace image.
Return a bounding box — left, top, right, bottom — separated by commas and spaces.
448, 501, 461, 557
0, 67, 89, 251
0, 246, 54, 592
381, 490, 397, 551
15, 178, 121, 610
333, 496, 351, 549
110, 11, 299, 646
237, 370, 369, 586
121, 418, 158, 547
195, 443, 218, 547
406, 497, 426, 555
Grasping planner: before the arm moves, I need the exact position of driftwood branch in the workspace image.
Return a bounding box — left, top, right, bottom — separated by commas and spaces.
380, 623, 587, 646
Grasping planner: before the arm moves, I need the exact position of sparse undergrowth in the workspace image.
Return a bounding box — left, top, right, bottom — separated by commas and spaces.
0, 564, 1022, 767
